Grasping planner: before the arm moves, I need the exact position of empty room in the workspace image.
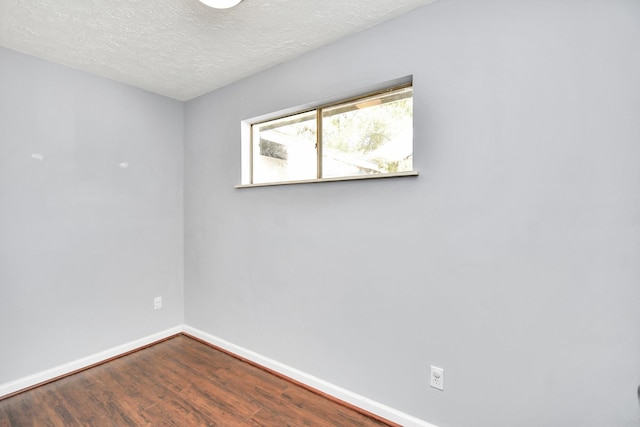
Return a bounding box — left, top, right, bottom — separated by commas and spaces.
1, 0, 639, 426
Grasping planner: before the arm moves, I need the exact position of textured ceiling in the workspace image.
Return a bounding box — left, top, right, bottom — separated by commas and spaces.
0, 0, 435, 101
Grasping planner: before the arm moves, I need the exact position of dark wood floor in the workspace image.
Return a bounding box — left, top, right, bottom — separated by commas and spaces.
0, 334, 397, 426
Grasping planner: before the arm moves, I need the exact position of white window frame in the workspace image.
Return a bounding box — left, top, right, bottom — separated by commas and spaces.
237, 79, 419, 188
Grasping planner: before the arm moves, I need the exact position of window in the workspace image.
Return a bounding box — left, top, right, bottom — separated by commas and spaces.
241, 84, 415, 186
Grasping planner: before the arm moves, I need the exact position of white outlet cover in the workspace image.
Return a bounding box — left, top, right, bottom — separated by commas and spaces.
430, 366, 444, 391
153, 296, 162, 310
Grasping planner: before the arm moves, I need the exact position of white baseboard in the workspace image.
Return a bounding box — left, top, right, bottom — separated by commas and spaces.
183, 325, 438, 427
1, 324, 438, 427
0, 325, 182, 398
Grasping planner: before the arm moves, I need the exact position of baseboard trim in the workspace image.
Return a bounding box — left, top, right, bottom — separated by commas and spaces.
0, 325, 183, 399
182, 325, 438, 427
1, 325, 438, 427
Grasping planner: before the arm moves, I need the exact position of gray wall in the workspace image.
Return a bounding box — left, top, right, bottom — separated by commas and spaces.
184, 1, 640, 426
0, 47, 184, 383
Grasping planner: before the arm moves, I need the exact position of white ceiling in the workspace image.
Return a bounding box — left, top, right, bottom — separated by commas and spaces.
0, 0, 434, 101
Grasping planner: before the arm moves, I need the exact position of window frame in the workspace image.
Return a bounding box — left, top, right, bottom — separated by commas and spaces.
237, 81, 419, 188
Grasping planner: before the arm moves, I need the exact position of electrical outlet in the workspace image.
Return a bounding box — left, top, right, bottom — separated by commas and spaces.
154, 296, 162, 310
430, 366, 444, 391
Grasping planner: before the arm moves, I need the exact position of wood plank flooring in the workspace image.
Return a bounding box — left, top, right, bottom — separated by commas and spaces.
0, 335, 397, 426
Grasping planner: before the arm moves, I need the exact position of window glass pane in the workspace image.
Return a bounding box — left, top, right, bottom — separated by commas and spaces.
321, 87, 413, 178
252, 111, 317, 184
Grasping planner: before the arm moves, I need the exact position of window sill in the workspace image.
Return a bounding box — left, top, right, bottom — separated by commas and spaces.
235, 170, 419, 189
